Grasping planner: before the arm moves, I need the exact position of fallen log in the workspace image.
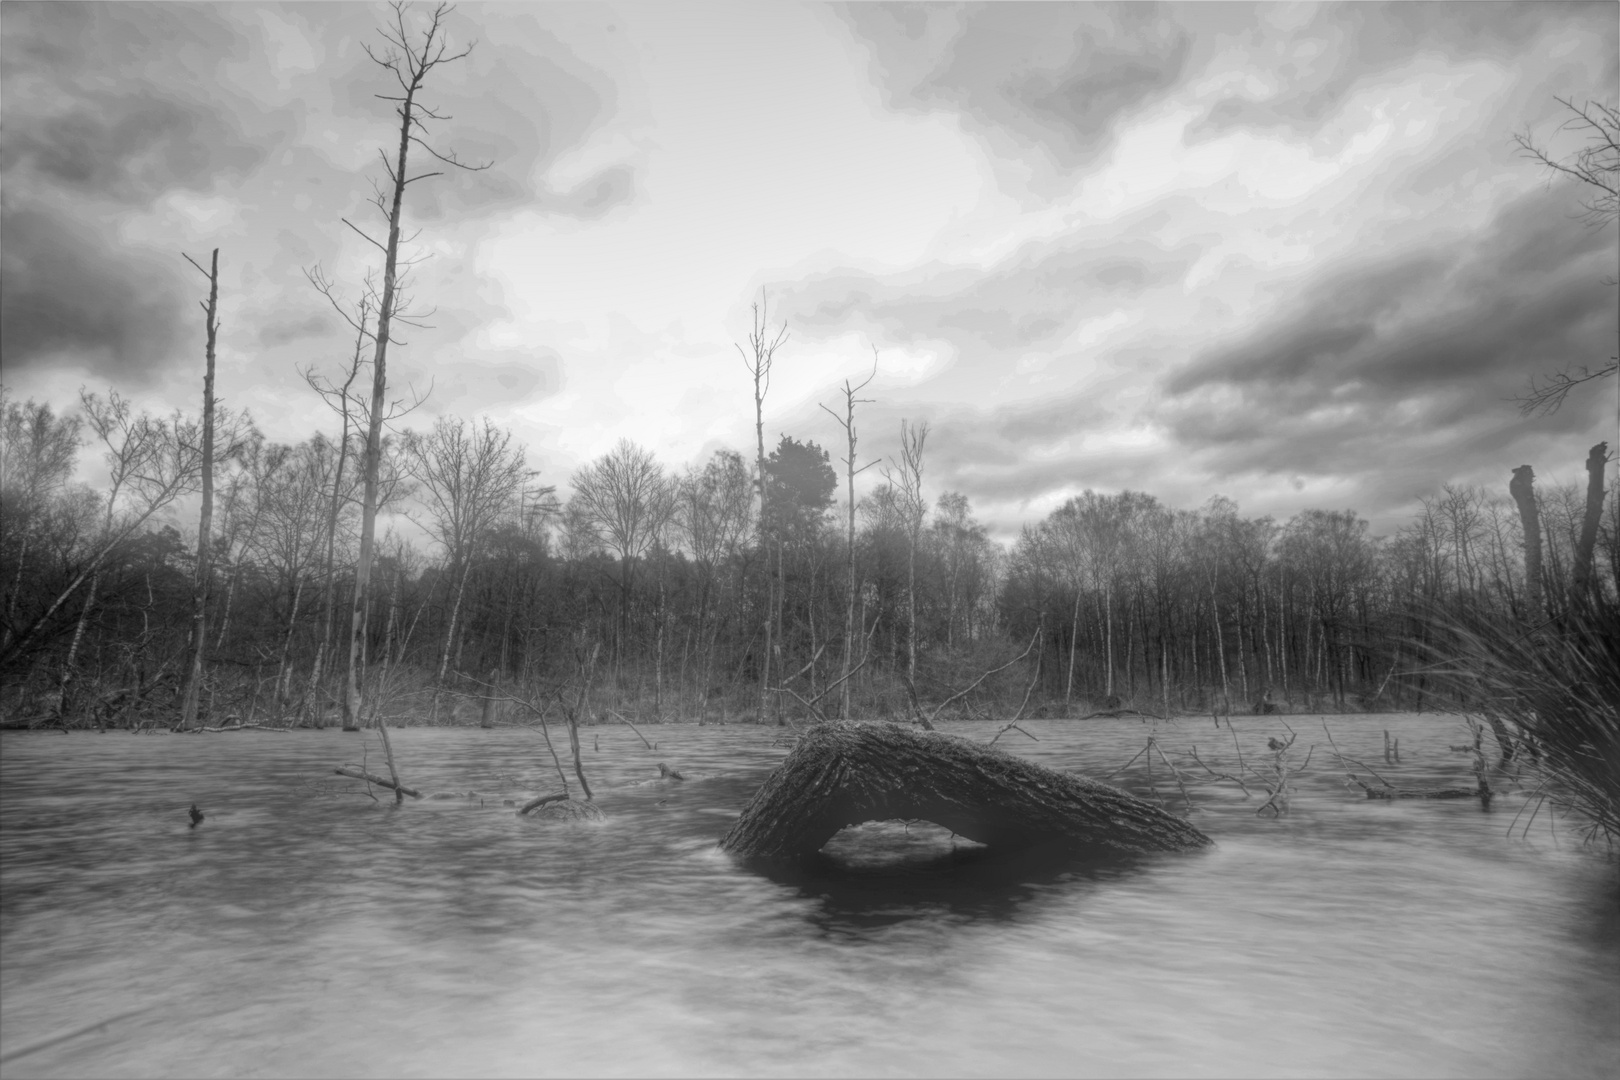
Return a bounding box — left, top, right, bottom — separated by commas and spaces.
522, 796, 606, 821
333, 767, 422, 799
719, 721, 1211, 860
1362, 786, 1481, 800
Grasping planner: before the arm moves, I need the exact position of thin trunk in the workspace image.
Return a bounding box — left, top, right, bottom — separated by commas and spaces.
276, 575, 305, 706
432, 556, 473, 718
1104, 582, 1115, 698
1065, 585, 1081, 711
214, 557, 240, 651
58, 572, 100, 703
179, 248, 220, 731
311, 316, 364, 717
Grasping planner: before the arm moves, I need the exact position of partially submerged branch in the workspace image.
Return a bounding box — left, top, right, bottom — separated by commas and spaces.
334, 765, 421, 799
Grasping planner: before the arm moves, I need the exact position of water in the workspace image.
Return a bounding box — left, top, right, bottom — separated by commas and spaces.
2, 714, 1616, 1078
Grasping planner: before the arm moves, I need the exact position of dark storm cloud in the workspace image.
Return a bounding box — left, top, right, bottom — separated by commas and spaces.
0, 2, 266, 382
839, 2, 1192, 175
1161, 181, 1618, 480
0, 3, 265, 203
780, 224, 1200, 354
0, 211, 191, 384
1189, 2, 1617, 142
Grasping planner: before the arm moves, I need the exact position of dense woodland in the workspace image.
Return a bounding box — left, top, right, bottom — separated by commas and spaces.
1, 382, 1613, 728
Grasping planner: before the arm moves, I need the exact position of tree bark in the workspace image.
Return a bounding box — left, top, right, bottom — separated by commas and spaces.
1508, 464, 1543, 618
719, 721, 1212, 860
1572, 442, 1608, 600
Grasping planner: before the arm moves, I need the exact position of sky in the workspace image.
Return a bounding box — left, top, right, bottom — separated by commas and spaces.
2, 0, 1616, 545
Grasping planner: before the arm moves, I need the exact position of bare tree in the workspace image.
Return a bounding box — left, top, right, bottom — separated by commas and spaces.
177, 248, 220, 730
403, 415, 534, 714
820, 350, 879, 719
676, 448, 754, 710
299, 286, 371, 716
0, 392, 204, 675
736, 291, 788, 720
569, 439, 675, 680
882, 419, 929, 685
0, 391, 83, 655
341, 0, 487, 742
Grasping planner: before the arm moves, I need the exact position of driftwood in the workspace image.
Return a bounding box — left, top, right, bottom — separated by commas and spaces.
518, 791, 570, 814
333, 766, 422, 799
195, 722, 287, 733
719, 721, 1211, 860
1362, 786, 1480, 800
523, 796, 606, 821
1078, 708, 1162, 721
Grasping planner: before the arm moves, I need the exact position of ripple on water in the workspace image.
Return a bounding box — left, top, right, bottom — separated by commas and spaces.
1, 718, 1617, 1078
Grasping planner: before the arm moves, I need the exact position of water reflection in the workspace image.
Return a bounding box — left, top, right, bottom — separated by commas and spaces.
750, 822, 1153, 932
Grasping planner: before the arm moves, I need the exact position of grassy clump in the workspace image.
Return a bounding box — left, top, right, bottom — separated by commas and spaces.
1436, 598, 1620, 848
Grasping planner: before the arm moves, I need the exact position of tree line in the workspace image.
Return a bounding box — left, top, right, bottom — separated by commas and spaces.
1, 379, 1612, 727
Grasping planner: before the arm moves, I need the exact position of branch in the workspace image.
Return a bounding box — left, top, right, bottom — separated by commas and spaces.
925, 621, 1040, 727
334, 766, 421, 798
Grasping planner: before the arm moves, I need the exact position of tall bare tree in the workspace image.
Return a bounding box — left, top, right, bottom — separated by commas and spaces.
178, 248, 220, 730
820, 351, 879, 719
882, 419, 928, 684
736, 291, 788, 720
341, 1, 487, 743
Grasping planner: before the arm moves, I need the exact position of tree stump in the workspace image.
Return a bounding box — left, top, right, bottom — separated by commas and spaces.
719, 721, 1212, 860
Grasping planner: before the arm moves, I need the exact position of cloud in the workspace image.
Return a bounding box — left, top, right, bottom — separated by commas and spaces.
535, 164, 637, 220
257, 312, 333, 349
1189, 2, 1617, 143
840, 1, 1193, 183
0, 3, 266, 204
0, 3, 267, 383
0, 209, 192, 384
777, 222, 1201, 357
1160, 181, 1618, 483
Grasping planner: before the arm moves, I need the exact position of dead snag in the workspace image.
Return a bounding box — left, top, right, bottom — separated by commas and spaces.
719, 721, 1211, 860
334, 766, 421, 799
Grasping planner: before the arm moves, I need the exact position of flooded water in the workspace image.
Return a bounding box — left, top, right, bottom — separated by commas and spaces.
2, 713, 1616, 1078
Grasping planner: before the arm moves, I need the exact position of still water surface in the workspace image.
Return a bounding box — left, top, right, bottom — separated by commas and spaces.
2, 714, 1617, 1078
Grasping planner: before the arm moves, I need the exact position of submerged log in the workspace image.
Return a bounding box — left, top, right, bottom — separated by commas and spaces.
719, 721, 1211, 860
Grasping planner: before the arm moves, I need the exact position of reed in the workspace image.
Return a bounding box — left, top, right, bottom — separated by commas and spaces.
1432, 597, 1620, 848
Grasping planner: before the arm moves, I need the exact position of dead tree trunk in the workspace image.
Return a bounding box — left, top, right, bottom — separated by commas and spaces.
720, 721, 1212, 860
1509, 465, 1544, 619
179, 248, 220, 731
820, 353, 879, 720
1573, 442, 1608, 601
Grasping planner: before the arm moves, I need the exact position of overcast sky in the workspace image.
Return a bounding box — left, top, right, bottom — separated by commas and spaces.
3, 1, 1616, 543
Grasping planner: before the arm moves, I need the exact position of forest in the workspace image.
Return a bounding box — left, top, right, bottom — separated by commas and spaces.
1, 379, 1613, 730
